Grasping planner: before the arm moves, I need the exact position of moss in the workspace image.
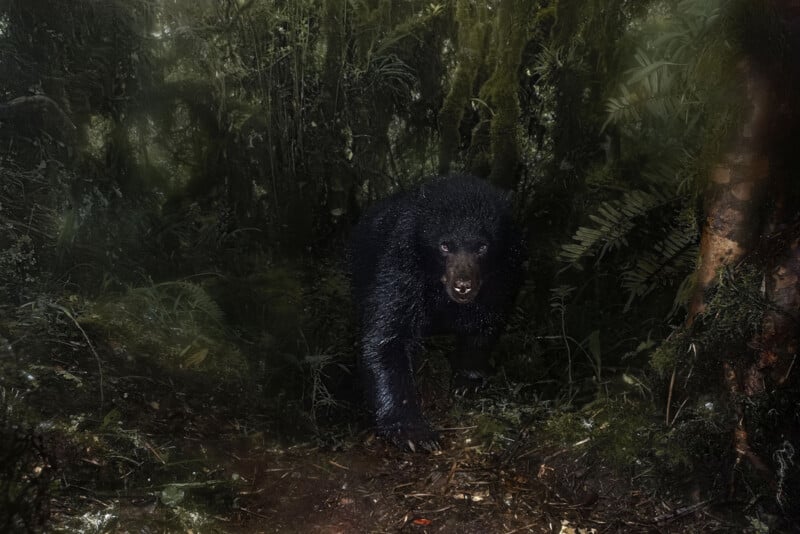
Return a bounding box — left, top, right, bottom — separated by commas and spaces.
208, 268, 304, 343
0, 392, 51, 532
470, 414, 509, 446
542, 400, 658, 471
650, 261, 766, 379
651, 425, 702, 471
87, 281, 248, 382
588, 400, 653, 468
480, 0, 531, 188
542, 410, 588, 444
649, 331, 687, 376
437, 0, 490, 174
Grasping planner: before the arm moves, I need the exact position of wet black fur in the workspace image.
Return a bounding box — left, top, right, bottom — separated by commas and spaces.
349, 175, 524, 451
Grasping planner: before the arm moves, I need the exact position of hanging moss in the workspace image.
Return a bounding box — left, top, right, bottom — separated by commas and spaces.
437, 0, 490, 175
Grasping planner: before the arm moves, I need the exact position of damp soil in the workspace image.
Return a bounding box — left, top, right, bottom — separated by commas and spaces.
1, 330, 775, 533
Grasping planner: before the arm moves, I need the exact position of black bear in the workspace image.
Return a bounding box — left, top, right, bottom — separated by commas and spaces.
349, 175, 523, 451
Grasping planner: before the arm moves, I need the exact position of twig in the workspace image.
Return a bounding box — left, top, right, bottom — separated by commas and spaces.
669, 397, 689, 427
504, 522, 540, 534
238, 507, 272, 520
0, 95, 77, 132
47, 302, 104, 411
665, 367, 676, 426
443, 460, 459, 491
143, 439, 166, 465
779, 353, 796, 384
653, 499, 712, 523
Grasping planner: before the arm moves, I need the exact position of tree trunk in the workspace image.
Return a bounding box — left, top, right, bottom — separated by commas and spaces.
437, 0, 489, 175
676, 0, 800, 496
685, 60, 772, 326
481, 0, 531, 189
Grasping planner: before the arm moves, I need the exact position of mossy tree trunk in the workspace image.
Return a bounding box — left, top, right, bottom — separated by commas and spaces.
685, 61, 771, 326
437, 0, 532, 190
678, 1, 800, 493
549, 0, 587, 181
310, 0, 353, 249
437, 0, 490, 176
679, 60, 773, 484
480, 0, 531, 189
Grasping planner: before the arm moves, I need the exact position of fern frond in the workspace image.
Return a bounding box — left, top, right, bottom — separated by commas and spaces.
126, 281, 224, 327
559, 189, 670, 264
621, 222, 699, 311
364, 53, 416, 98
603, 0, 723, 131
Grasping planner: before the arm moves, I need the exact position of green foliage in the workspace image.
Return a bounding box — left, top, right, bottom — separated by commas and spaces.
471, 414, 510, 446
542, 396, 728, 481
543, 410, 586, 444
89, 282, 247, 381
543, 399, 655, 469
621, 215, 698, 311
124, 282, 224, 329
0, 235, 37, 287
559, 0, 741, 318
650, 263, 766, 376
560, 188, 671, 264
605, 0, 730, 134
209, 268, 303, 347
604, 49, 683, 129
437, 0, 490, 175
301, 264, 352, 352
204, 263, 353, 409
0, 389, 51, 532
0, 163, 79, 303
649, 330, 687, 378
560, 186, 698, 312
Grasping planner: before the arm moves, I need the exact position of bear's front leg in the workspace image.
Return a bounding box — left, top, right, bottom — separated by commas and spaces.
360, 333, 440, 452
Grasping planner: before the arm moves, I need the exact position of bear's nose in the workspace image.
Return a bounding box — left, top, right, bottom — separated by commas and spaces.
453, 280, 472, 294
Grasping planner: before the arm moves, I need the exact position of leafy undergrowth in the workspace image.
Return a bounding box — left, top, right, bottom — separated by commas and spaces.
0, 300, 793, 533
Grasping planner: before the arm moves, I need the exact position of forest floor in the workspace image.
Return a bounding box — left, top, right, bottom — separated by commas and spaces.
0, 319, 782, 533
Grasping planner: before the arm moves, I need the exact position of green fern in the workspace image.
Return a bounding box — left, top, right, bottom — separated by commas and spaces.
621, 221, 698, 311
604, 49, 687, 130
604, 0, 724, 132
365, 53, 416, 98
559, 189, 671, 264
563, 0, 726, 314
126, 281, 224, 328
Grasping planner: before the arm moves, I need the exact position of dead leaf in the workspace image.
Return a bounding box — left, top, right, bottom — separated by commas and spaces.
184, 348, 208, 368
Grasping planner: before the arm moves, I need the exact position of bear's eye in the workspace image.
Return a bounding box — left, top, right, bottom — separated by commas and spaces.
477, 244, 488, 255
439, 242, 450, 254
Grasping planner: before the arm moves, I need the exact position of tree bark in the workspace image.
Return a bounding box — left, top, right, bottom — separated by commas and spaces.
482, 0, 531, 189
437, 0, 489, 175
677, 1, 800, 496
686, 60, 772, 326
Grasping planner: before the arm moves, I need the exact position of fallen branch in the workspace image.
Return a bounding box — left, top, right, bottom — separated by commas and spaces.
653, 499, 713, 524
0, 95, 76, 132
47, 302, 104, 411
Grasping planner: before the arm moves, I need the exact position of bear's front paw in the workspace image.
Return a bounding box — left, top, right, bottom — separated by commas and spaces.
377, 419, 441, 453
452, 369, 489, 397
